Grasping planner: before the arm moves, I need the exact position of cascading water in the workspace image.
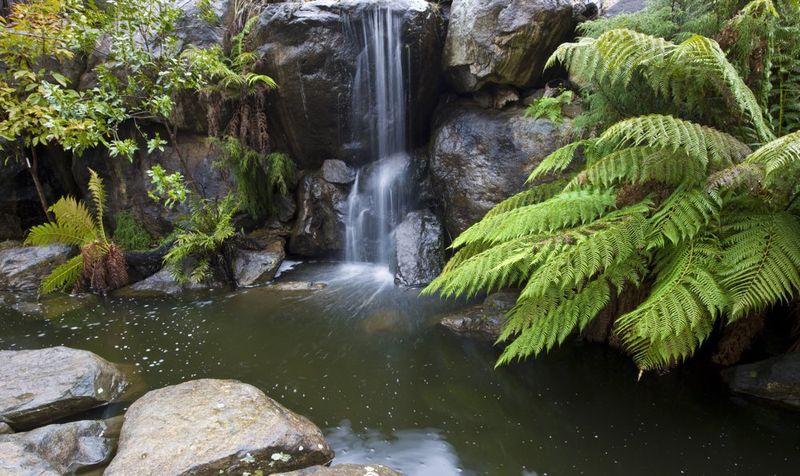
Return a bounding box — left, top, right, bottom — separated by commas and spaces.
343, 5, 411, 266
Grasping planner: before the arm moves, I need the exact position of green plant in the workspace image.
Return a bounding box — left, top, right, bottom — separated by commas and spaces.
210, 136, 294, 220
525, 90, 574, 124
113, 212, 153, 251
424, 23, 800, 373
25, 170, 128, 294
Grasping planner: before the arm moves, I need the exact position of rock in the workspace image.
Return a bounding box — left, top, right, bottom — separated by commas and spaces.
492, 86, 520, 109
253, 0, 443, 168
104, 379, 334, 475
278, 464, 403, 476
429, 99, 576, 237
0, 212, 22, 241
289, 172, 349, 258
268, 281, 328, 292
603, 0, 646, 17
394, 210, 444, 287
0, 420, 115, 475
442, 0, 580, 93
0, 423, 11, 435
439, 290, 519, 339
117, 269, 222, 296
0, 245, 74, 291
233, 240, 286, 287
722, 353, 800, 409
321, 160, 356, 184
0, 347, 128, 430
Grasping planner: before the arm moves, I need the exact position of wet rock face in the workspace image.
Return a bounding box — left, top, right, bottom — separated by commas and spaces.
0, 347, 128, 430
278, 464, 403, 476
116, 269, 223, 297
72, 131, 234, 237
0, 245, 74, 291
289, 172, 349, 258
722, 353, 800, 409
429, 99, 575, 237
252, 0, 444, 169
104, 379, 334, 475
442, 0, 578, 93
394, 210, 445, 287
0, 420, 115, 475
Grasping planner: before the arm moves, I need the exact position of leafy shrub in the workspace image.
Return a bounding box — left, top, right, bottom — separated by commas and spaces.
113, 212, 153, 251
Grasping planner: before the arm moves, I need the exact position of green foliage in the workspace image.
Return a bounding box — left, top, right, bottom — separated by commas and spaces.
163, 194, 239, 284
25, 170, 127, 293
426, 18, 800, 372
113, 212, 153, 251
525, 90, 574, 124
211, 136, 294, 220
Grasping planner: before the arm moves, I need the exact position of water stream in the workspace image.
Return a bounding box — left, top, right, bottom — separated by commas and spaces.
344, 6, 410, 265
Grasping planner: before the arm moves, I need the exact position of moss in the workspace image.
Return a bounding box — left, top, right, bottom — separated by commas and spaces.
113, 212, 153, 250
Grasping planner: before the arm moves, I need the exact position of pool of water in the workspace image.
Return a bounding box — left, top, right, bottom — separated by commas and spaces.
1, 262, 799, 475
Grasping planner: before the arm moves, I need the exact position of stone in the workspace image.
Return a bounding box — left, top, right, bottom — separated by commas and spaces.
278, 464, 403, 476
268, 281, 328, 292
0, 347, 128, 430
252, 0, 443, 169
321, 160, 356, 184
233, 240, 287, 287
394, 210, 445, 287
0, 423, 11, 435
603, 0, 647, 17
0, 420, 115, 475
0, 245, 74, 291
442, 0, 580, 93
104, 379, 334, 475
429, 99, 576, 237
116, 269, 222, 296
722, 353, 800, 409
439, 290, 519, 339
289, 172, 349, 258
492, 86, 520, 109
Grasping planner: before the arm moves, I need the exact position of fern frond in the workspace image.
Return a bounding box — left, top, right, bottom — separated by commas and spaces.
598, 115, 752, 169
719, 211, 800, 319
25, 197, 96, 246
527, 140, 593, 182
648, 186, 721, 248
576, 146, 706, 188
452, 189, 617, 248
744, 130, 800, 184
484, 179, 570, 219
40, 255, 83, 294
615, 237, 726, 369
87, 169, 107, 241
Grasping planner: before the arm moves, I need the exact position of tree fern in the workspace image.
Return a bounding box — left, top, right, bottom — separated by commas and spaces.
40, 255, 83, 294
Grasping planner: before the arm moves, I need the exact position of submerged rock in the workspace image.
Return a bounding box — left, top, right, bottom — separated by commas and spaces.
439, 290, 519, 339
443, 0, 579, 93
0, 347, 128, 430
430, 99, 576, 237
233, 240, 286, 287
394, 210, 445, 287
722, 353, 800, 409
0, 420, 115, 475
268, 281, 328, 292
117, 269, 223, 296
0, 245, 74, 291
252, 0, 443, 168
278, 464, 403, 476
105, 379, 334, 475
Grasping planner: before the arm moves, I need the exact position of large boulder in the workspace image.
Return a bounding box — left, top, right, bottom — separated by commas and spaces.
233, 240, 286, 287
439, 290, 519, 339
289, 172, 349, 258
0, 347, 128, 430
429, 99, 575, 237
0, 245, 74, 291
252, 0, 444, 169
0, 420, 116, 475
116, 269, 224, 296
394, 210, 444, 287
722, 353, 800, 409
104, 379, 334, 475
278, 464, 403, 476
442, 0, 580, 93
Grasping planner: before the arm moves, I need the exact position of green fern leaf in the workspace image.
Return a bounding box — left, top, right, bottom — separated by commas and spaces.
40, 255, 83, 294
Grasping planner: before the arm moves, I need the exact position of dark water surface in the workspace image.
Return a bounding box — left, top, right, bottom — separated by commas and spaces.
1, 262, 798, 475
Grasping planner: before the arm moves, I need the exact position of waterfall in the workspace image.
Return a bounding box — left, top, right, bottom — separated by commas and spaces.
343, 5, 410, 266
